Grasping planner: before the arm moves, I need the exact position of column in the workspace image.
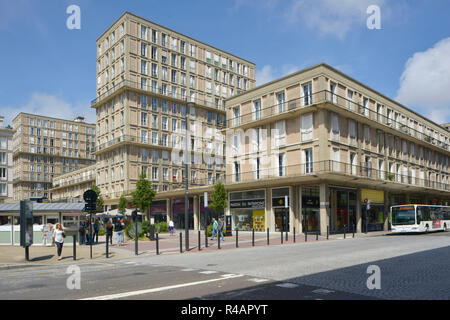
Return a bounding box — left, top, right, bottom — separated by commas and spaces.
319, 183, 329, 236
289, 186, 295, 233
166, 198, 172, 222
356, 187, 362, 233
193, 195, 199, 230
384, 190, 389, 231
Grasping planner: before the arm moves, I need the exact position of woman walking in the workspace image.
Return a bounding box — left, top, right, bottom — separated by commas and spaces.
106, 219, 114, 245
169, 220, 174, 236
52, 223, 65, 261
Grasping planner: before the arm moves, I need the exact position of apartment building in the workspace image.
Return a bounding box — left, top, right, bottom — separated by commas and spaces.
12, 113, 96, 201
92, 12, 256, 226
224, 63, 450, 235
0, 116, 14, 203
443, 123, 450, 132
50, 164, 96, 202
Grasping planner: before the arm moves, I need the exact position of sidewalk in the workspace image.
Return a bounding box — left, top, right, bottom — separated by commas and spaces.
0, 242, 129, 270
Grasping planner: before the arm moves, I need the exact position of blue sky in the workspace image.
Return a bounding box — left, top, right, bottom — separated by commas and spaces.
1, 0, 450, 127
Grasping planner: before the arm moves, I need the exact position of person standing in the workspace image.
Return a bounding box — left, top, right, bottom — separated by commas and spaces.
52, 223, 65, 261
169, 220, 174, 236
211, 218, 218, 240
79, 220, 86, 245
106, 219, 114, 245
218, 218, 225, 242
115, 218, 124, 246
85, 218, 91, 245
93, 218, 100, 244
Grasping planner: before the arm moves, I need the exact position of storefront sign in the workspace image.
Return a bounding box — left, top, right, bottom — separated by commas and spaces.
272, 197, 289, 208
361, 189, 384, 204
303, 196, 320, 208
230, 199, 265, 209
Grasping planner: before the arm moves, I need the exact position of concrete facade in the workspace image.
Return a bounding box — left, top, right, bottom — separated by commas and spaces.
0, 116, 14, 203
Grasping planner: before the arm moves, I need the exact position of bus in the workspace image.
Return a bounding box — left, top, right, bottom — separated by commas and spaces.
390, 205, 450, 233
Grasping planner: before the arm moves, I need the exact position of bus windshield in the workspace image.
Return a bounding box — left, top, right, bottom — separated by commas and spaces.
392, 206, 416, 225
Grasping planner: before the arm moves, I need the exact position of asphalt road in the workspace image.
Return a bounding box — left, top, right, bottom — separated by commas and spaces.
1, 231, 449, 301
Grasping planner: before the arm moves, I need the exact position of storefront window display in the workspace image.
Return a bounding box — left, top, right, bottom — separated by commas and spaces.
230, 190, 265, 231
172, 198, 194, 230
273, 188, 289, 232
150, 200, 168, 224
302, 187, 320, 233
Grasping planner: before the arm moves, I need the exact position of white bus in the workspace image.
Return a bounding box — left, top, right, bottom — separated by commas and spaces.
391, 205, 450, 233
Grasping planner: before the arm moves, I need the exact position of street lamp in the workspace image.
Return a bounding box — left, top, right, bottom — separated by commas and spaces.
185, 101, 194, 251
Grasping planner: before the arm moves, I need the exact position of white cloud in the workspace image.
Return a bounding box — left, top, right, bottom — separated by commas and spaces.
255, 64, 301, 87
396, 37, 450, 124
1, 93, 95, 128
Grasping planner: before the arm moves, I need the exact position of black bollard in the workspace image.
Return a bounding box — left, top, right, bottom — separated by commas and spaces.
218, 232, 221, 249
353, 223, 355, 238
205, 228, 208, 248
281, 229, 283, 244
344, 225, 346, 239
25, 246, 29, 262
74, 235, 77, 260
252, 228, 255, 247
236, 230, 239, 248
198, 231, 201, 251
105, 234, 108, 259
156, 233, 159, 255
180, 232, 182, 253
286, 230, 288, 242
327, 226, 329, 240
267, 228, 269, 245
305, 229, 307, 242
316, 231, 318, 241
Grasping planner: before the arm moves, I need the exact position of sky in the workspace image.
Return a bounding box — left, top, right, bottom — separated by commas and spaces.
0, 0, 450, 127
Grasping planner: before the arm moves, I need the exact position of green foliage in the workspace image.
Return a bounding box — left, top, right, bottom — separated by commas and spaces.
131, 172, 156, 215
142, 220, 150, 234
98, 229, 106, 236
387, 173, 395, 181
209, 182, 227, 213
155, 221, 169, 233
125, 222, 145, 239
90, 185, 104, 211
118, 194, 128, 215
207, 224, 213, 237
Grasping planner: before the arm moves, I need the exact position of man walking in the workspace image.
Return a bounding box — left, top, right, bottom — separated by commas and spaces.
211, 218, 218, 240
218, 218, 225, 242
93, 218, 100, 244
79, 220, 86, 245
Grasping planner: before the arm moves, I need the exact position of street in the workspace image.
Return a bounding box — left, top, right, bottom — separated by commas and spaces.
1, 231, 450, 300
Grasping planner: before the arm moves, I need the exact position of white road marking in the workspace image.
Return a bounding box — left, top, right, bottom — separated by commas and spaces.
181, 268, 197, 272
198, 271, 219, 274
248, 278, 269, 283
80, 274, 244, 300
276, 283, 299, 288
312, 288, 334, 295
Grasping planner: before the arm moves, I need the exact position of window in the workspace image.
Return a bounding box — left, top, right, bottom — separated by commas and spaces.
364, 125, 371, 147
304, 148, 313, 173
141, 25, 147, 39
330, 82, 337, 103
377, 104, 383, 123
331, 113, 339, 141
233, 107, 240, 126
233, 162, 240, 182
302, 83, 312, 106
332, 148, 340, 171
152, 167, 158, 181
278, 153, 286, 176
277, 92, 286, 113
349, 120, 356, 145
301, 113, 313, 141
274, 120, 286, 146
347, 90, 354, 110
253, 100, 261, 120
350, 153, 357, 175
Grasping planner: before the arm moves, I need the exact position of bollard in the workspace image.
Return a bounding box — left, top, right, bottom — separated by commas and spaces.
252, 228, 255, 247
294, 227, 296, 243
281, 229, 283, 244
327, 226, 329, 240
316, 231, 318, 241
267, 228, 269, 245
198, 231, 201, 251
353, 223, 355, 238
205, 229, 208, 248
180, 232, 183, 253
156, 233, 159, 255
218, 232, 221, 250
236, 230, 239, 248
73, 235, 77, 260
344, 225, 346, 239
105, 234, 108, 259
286, 230, 288, 242
305, 230, 307, 242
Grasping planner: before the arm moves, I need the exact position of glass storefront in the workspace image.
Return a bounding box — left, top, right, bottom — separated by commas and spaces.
230, 190, 265, 231
200, 196, 219, 230
330, 188, 357, 233
150, 200, 168, 224
0, 216, 12, 244
302, 187, 320, 233
172, 198, 194, 230
273, 188, 289, 232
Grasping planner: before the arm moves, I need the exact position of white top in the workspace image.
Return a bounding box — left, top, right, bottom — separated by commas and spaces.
169, 221, 174, 227
53, 229, 64, 243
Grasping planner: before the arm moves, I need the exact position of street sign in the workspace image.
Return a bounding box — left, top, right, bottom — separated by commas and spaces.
204, 192, 208, 208
83, 189, 97, 203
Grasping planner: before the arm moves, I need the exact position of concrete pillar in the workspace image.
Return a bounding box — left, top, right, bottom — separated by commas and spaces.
384, 190, 389, 231
297, 186, 303, 234
289, 186, 295, 233
166, 198, 172, 222
193, 195, 199, 230
319, 183, 329, 236
266, 188, 273, 232
356, 187, 362, 233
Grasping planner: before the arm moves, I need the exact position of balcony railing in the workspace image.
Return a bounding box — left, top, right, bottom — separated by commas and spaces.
227, 90, 450, 152
225, 160, 450, 192
92, 79, 228, 112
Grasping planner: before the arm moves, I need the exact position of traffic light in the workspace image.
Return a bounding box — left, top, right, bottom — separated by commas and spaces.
132, 209, 138, 222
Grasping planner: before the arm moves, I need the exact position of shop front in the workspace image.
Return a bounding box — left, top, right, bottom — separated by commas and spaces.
330, 187, 357, 233
272, 188, 289, 232
150, 200, 167, 224
362, 189, 386, 232
199, 195, 219, 230
302, 186, 320, 233
172, 198, 194, 230
230, 190, 265, 232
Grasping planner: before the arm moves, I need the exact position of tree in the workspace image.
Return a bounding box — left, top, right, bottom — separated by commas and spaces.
90, 185, 104, 212
131, 171, 156, 220
209, 181, 227, 214
118, 194, 128, 216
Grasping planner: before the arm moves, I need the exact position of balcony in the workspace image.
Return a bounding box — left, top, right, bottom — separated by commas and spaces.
227, 89, 450, 152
